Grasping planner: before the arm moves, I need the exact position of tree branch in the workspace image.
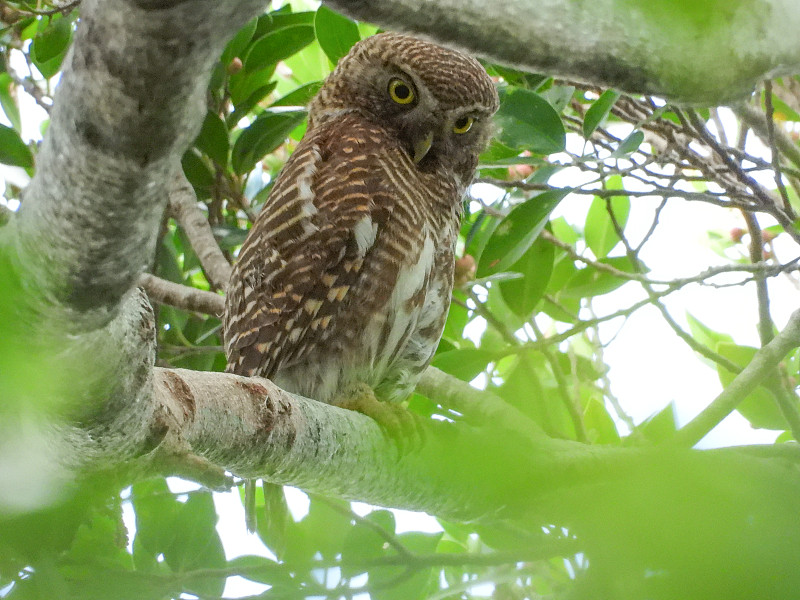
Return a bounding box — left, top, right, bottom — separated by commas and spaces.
323, 0, 800, 104
138, 272, 224, 317
168, 172, 233, 291
674, 308, 800, 447
5, 0, 266, 335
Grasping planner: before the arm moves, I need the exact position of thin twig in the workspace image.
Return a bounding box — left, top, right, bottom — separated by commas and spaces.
168, 171, 233, 290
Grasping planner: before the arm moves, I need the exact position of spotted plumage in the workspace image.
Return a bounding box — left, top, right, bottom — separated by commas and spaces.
223, 32, 499, 404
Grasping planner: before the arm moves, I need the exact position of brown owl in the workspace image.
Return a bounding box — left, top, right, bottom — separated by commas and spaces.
223, 32, 498, 408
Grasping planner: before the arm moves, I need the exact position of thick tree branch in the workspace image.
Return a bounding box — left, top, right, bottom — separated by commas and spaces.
6, 0, 266, 335
324, 0, 800, 104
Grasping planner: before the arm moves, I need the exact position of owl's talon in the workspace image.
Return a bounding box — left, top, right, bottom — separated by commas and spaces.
333, 383, 426, 453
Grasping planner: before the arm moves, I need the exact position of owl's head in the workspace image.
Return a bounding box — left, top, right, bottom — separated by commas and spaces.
309, 32, 499, 184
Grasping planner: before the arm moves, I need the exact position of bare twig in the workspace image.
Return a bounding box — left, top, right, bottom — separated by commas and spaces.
168, 172, 233, 290
139, 272, 224, 316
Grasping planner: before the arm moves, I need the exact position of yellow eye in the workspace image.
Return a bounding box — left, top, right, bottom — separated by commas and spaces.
453, 116, 474, 134
388, 78, 415, 105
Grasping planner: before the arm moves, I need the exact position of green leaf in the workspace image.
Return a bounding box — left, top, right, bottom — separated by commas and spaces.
432, 348, 495, 381
638, 402, 678, 443
612, 130, 644, 157
495, 87, 566, 154
283, 39, 331, 84
715, 342, 786, 430
315, 6, 361, 65
271, 80, 324, 107
131, 479, 181, 563
229, 65, 276, 107
259, 9, 316, 34
211, 224, 249, 250
342, 510, 395, 576
685, 313, 734, 368
287, 497, 353, 563
228, 555, 297, 588
584, 183, 630, 259
372, 532, 441, 600
221, 17, 258, 66
584, 397, 621, 444
244, 25, 316, 72
562, 255, 637, 298
499, 236, 555, 317
194, 112, 229, 167
477, 188, 568, 277
550, 215, 579, 245
30, 15, 73, 79
583, 89, 621, 138
231, 109, 307, 174
0, 124, 33, 169
0, 73, 22, 133
181, 150, 214, 195
228, 81, 279, 125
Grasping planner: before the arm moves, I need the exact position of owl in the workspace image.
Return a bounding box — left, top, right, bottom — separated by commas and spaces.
223, 32, 498, 408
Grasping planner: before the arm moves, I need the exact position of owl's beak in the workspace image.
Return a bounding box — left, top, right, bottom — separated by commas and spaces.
412, 131, 434, 164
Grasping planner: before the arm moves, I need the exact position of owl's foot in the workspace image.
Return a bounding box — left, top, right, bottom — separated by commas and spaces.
333, 382, 425, 452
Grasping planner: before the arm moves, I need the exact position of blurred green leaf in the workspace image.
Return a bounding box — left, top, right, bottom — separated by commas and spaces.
432, 348, 495, 381
228, 555, 297, 588
477, 188, 568, 277
638, 402, 678, 443
495, 87, 566, 154
30, 15, 73, 79
228, 80, 278, 124
499, 236, 555, 317
231, 109, 307, 174
716, 342, 786, 430
315, 6, 360, 65
181, 150, 214, 196
194, 112, 229, 167
271, 80, 324, 107
229, 64, 276, 107
583, 89, 620, 138
584, 397, 621, 444
0, 125, 33, 169
371, 532, 441, 600
221, 17, 258, 66
342, 509, 395, 576
612, 129, 644, 157
0, 73, 22, 133
686, 313, 735, 361
211, 224, 249, 250
584, 182, 630, 259
245, 25, 316, 72
562, 255, 637, 298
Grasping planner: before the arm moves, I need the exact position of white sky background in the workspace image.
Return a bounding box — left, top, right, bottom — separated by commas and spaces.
3, 40, 798, 599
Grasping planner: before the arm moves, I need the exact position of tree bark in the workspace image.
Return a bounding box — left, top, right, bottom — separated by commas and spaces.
323, 0, 800, 105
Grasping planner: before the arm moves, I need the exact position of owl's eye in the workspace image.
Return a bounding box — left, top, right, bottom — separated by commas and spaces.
453, 116, 474, 134
388, 78, 415, 105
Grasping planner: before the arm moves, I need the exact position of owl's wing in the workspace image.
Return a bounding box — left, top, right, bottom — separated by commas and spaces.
223, 118, 402, 379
